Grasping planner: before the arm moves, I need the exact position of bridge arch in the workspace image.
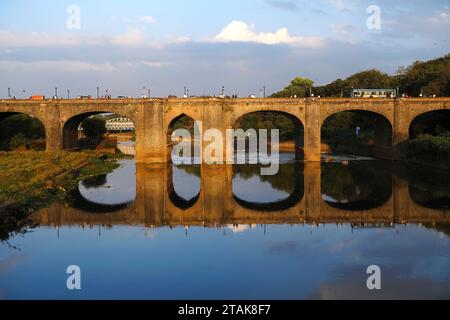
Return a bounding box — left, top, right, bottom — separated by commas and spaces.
409, 109, 450, 139
0, 111, 46, 150
167, 113, 201, 163
321, 110, 393, 159
62, 111, 136, 151
231, 110, 305, 160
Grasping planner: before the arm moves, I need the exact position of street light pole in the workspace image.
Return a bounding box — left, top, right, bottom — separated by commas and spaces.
97, 86, 100, 99
263, 86, 266, 98
67, 90, 70, 99
148, 87, 151, 99
8, 87, 11, 99
55, 87, 58, 99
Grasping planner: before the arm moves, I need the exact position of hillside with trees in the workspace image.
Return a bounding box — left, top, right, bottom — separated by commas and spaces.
271, 53, 450, 98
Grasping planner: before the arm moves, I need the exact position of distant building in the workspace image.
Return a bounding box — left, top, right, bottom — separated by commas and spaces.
106, 117, 135, 132
77, 117, 135, 134
352, 89, 397, 98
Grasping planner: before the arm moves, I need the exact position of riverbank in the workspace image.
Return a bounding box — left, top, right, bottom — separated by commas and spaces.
406, 134, 450, 170
0, 151, 119, 214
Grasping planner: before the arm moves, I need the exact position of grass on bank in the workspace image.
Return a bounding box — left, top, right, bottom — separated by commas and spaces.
0, 151, 119, 213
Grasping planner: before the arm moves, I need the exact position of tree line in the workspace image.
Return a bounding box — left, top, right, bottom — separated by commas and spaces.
271, 54, 450, 98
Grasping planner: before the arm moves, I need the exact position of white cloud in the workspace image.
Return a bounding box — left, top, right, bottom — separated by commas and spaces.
140, 16, 158, 24
328, 0, 356, 14
215, 20, 325, 47
111, 28, 145, 46
0, 60, 119, 72
141, 61, 173, 68
332, 23, 356, 35
0, 28, 148, 47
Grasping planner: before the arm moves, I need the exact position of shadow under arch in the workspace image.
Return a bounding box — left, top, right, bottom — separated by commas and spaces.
66, 182, 133, 213
321, 162, 392, 211
0, 111, 46, 150
232, 110, 305, 160
409, 109, 450, 139
62, 111, 135, 150
167, 164, 201, 210
321, 110, 393, 159
391, 163, 450, 210
232, 164, 304, 212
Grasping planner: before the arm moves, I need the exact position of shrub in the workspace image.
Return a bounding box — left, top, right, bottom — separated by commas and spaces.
407, 134, 450, 164
9, 133, 32, 150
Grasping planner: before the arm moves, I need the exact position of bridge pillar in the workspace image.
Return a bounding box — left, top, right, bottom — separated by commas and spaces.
393, 99, 410, 160
202, 102, 226, 164
303, 162, 322, 222
304, 101, 322, 162
136, 103, 166, 163
135, 163, 167, 226
45, 103, 63, 152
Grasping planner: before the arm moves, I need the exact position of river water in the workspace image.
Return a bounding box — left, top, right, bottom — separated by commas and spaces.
1, 154, 450, 299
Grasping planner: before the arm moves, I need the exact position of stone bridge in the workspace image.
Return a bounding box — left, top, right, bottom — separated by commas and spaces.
1, 97, 449, 162
36, 163, 449, 228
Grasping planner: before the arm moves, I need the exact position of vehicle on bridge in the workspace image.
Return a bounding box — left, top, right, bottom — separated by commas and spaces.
352, 89, 397, 98
77, 95, 93, 100
29, 95, 45, 100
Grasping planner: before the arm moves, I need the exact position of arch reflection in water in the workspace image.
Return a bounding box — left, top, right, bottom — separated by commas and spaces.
68, 159, 136, 213
34, 160, 450, 227
232, 161, 304, 211
168, 164, 201, 210
396, 164, 450, 210
321, 161, 392, 211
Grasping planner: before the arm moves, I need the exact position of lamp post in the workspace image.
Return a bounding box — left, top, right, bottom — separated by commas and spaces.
67, 90, 70, 99
148, 87, 151, 99
263, 86, 266, 98
97, 86, 100, 99
7, 87, 11, 99
54, 87, 58, 99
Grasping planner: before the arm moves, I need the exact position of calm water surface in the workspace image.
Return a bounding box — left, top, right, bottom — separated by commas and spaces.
1, 155, 450, 300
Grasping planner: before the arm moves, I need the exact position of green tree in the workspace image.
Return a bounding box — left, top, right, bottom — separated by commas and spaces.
82, 117, 106, 138
314, 69, 396, 97
271, 77, 314, 98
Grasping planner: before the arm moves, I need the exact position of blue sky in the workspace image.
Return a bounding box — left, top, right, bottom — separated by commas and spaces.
0, 0, 449, 98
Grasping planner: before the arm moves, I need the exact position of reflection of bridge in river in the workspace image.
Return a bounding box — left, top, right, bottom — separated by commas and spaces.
36, 163, 449, 228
